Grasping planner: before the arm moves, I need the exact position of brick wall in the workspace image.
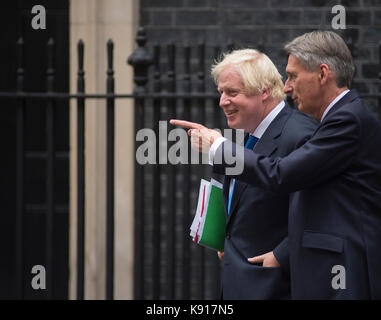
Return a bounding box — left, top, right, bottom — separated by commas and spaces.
138, 0, 381, 300
141, 0, 381, 117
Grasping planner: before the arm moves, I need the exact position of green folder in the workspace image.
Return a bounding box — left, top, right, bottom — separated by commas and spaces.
190, 179, 226, 251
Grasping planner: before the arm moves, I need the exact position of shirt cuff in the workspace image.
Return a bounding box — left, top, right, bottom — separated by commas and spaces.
209, 137, 227, 165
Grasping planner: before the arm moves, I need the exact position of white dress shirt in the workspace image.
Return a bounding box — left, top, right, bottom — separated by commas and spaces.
209, 100, 285, 165
320, 89, 350, 122
209, 100, 285, 196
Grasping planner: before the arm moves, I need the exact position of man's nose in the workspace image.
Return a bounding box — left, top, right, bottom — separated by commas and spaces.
284, 79, 292, 94
219, 93, 230, 107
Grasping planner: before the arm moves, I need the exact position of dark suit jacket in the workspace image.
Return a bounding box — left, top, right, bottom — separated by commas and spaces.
215, 90, 381, 299
221, 103, 318, 300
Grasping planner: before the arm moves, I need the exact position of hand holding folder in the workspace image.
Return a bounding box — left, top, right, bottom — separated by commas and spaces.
190, 178, 226, 251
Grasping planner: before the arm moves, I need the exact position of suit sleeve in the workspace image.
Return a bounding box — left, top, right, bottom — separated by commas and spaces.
213, 109, 361, 193
273, 237, 289, 274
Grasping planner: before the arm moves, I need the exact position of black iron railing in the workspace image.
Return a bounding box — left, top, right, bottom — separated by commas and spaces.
2, 27, 381, 300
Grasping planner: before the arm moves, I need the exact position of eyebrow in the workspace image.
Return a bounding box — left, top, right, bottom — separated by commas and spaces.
218, 87, 240, 94
218, 85, 240, 91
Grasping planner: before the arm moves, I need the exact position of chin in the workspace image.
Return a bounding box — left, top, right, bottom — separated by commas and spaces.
298, 104, 314, 117
298, 104, 307, 113
227, 120, 237, 129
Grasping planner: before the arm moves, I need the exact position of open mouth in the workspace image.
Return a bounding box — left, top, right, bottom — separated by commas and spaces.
225, 110, 238, 116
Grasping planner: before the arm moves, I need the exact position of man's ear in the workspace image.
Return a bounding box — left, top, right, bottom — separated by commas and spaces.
261, 87, 270, 101
319, 64, 330, 84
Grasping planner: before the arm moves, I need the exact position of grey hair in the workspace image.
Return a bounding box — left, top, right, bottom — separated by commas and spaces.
284, 31, 355, 88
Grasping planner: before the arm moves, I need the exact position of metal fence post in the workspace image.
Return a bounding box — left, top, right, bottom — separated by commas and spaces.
195, 41, 206, 300
152, 42, 161, 299
106, 39, 115, 300
181, 43, 191, 300
16, 37, 25, 299
127, 26, 153, 299
166, 41, 176, 300
379, 41, 381, 114
46, 37, 56, 300
76, 39, 85, 300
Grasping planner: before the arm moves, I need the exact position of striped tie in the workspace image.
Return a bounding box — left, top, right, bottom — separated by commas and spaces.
227, 135, 259, 215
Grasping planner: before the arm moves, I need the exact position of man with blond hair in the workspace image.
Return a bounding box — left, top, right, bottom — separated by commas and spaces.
173, 31, 381, 299
172, 48, 317, 299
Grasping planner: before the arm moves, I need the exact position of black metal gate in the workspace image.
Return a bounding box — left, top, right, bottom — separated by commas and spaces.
129, 27, 227, 300
1, 24, 381, 299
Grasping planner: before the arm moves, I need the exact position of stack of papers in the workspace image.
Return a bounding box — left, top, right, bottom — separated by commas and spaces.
190, 178, 226, 251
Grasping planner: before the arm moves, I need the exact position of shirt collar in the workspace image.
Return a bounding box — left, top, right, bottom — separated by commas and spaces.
252, 100, 285, 138
320, 89, 350, 122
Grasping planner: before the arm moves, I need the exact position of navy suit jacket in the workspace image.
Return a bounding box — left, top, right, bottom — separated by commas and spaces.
221, 103, 318, 299
214, 90, 381, 299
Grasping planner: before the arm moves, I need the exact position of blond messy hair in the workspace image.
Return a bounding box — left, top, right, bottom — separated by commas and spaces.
211, 48, 286, 101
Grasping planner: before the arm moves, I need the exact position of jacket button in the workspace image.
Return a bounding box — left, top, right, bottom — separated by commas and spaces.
226, 233, 231, 240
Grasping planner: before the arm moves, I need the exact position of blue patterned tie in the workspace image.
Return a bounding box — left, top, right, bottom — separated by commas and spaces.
227, 135, 259, 215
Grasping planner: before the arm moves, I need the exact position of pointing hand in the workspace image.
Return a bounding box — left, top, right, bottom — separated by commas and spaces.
169, 119, 222, 153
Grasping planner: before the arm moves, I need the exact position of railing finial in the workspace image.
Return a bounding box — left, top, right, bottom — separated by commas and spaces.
127, 27, 153, 94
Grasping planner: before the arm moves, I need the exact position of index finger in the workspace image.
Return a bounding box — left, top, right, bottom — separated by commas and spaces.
170, 119, 204, 130
247, 255, 263, 263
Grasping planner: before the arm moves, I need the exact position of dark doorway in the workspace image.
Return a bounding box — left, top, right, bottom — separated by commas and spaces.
0, 0, 69, 299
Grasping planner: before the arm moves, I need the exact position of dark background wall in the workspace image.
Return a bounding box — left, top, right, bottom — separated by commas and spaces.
2, 0, 376, 301
141, 0, 381, 118
0, 0, 69, 299
138, 0, 381, 300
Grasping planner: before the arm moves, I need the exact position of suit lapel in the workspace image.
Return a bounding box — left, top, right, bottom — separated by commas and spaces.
225, 104, 294, 224
322, 89, 359, 122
